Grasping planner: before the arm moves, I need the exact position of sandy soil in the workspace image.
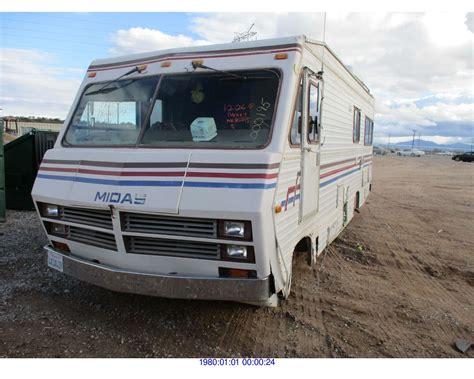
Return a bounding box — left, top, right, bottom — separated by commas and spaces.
0, 155, 472, 357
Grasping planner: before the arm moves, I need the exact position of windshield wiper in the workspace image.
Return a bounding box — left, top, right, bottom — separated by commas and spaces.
85, 64, 147, 96
192, 62, 247, 80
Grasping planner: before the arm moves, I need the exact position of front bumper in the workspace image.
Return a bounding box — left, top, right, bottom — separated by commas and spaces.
44, 245, 272, 304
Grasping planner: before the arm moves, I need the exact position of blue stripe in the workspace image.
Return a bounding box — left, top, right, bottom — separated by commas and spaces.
280, 193, 300, 207
37, 173, 275, 190
320, 168, 360, 188
37, 174, 182, 187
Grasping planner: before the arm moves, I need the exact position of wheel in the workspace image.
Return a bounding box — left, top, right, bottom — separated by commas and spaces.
455, 157, 460, 161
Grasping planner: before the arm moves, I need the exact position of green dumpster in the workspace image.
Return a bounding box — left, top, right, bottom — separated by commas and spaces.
0, 121, 5, 222
4, 129, 58, 210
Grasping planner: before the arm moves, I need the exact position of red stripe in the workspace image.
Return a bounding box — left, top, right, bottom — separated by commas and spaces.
88, 48, 302, 72
187, 172, 278, 179
39, 167, 185, 177
320, 158, 355, 170
38, 166, 276, 179
320, 163, 358, 179
287, 184, 301, 192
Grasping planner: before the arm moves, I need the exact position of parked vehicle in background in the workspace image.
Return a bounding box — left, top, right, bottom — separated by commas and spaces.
452, 151, 474, 162
397, 149, 425, 157
435, 151, 454, 156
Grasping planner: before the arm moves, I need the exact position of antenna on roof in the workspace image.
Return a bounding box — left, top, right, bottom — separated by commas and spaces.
319, 12, 327, 75
232, 23, 257, 43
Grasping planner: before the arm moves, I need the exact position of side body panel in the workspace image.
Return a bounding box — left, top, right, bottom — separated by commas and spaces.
273, 41, 374, 294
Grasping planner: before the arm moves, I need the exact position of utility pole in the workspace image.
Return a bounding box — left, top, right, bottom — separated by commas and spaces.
388, 134, 391, 150
417, 132, 421, 148
411, 129, 417, 149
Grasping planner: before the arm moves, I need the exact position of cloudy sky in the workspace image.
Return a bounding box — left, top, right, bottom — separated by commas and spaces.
0, 12, 472, 145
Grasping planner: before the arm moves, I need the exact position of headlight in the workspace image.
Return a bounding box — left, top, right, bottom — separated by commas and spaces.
221, 244, 255, 263
218, 220, 252, 240
49, 223, 67, 235
224, 221, 245, 237
226, 245, 248, 258
39, 203, 60, 218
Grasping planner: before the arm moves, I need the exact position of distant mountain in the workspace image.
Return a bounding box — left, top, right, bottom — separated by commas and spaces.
380, 139, 472, 151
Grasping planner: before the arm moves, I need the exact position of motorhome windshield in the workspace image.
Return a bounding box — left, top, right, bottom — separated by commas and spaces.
63, 69, 281, 149
64, 76, 160, 146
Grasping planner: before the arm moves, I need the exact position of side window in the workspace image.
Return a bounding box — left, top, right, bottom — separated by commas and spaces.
308, 83, 319, 143
149, 99, 163, 126
290, 83, 302, 145
364, 116, 374, 145
353, 107, 361, 143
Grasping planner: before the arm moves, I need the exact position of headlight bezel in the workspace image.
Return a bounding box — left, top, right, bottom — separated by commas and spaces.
217, 220, 252, 241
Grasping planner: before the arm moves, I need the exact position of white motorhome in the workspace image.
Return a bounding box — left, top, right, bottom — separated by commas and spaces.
32, 36, 374, 306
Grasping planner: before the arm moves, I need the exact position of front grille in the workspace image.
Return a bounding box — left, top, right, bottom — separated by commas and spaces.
122, 212, 217, 238
67, 226, 117, 251
125, 236, 220, 260
61, 207, 113, 229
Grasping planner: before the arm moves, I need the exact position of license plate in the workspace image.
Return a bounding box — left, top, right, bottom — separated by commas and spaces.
47, 251, 64, 272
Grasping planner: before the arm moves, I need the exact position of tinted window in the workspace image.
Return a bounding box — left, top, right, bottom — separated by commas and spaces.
364, 116, 374, 145
308, 83, 319, 143
140, 70, 280, 148
353, 107, 361, 143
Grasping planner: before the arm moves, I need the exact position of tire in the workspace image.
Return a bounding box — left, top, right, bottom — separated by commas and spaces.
455, 157, 460, 162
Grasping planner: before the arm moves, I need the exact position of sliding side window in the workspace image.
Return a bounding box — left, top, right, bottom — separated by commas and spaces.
364, 116, 374, 145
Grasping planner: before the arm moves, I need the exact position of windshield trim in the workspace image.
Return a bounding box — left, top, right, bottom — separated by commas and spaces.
61, 68, 283, 150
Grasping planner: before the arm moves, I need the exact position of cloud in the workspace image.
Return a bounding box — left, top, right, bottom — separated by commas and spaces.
109, 27, 210, 55
0, 48, 82, 118
4, 13, 472, 144
466, 12, 474, 32
188, 12, 474, 142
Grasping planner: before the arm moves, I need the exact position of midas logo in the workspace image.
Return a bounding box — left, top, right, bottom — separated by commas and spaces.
94, 192, 146, 205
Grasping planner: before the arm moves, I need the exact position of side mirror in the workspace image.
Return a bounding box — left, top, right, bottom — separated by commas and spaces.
298, 115, 302, 134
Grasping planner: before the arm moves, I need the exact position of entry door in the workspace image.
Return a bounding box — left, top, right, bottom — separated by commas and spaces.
299, 68, 321, 222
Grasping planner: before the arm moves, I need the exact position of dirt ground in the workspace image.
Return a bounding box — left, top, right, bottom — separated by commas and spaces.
0, 155, 473, 358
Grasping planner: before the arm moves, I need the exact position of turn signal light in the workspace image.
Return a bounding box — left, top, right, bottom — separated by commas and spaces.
219, 267, 257, 279
87, 72, 97, 78
275, 204, 282, 213
161, 61, 172, 67
52, 241, 70, 253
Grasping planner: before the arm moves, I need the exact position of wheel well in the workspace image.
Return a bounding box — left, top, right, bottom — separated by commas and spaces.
294, 236, 312, 266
